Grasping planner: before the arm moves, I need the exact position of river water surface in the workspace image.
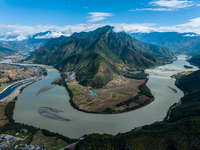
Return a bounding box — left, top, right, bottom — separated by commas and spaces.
13, 55, 198, 138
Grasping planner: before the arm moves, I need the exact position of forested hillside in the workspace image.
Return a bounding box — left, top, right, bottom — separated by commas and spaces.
28, 26, 175, 88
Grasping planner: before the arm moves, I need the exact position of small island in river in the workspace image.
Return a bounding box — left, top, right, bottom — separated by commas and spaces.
184, 65, 193, 69
39, 107, 70, 122
36, 86, 54, 96
40, 112, 70, 122
167, 86, 177, 93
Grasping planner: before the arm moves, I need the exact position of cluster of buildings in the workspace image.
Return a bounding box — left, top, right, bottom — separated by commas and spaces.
0, 128, 46, 150
18, 66, 44, 80
0, 134, 23, 149
0, 134, 46, 150
64, 71, 76, 80
14, 143, 46, 150
32, 67, 44, 77
18, 74, 33, 80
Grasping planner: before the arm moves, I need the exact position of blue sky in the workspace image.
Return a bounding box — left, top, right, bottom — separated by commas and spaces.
0, 0, 200, 41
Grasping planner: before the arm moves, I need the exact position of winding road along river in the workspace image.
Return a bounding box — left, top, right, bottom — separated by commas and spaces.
13, 55, 198, 138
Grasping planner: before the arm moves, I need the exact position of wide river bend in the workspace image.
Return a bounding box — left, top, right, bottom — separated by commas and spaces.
13, 55, 198, 138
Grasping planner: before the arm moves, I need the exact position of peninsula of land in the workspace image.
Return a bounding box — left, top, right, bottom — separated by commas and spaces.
53, 70, 154, 114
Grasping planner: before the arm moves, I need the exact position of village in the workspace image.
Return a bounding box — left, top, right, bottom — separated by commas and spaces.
0, 129, 46, 149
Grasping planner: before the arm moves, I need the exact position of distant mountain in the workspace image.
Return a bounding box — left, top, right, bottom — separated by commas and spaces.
28, 25, 175, 88
0, 42, 27, 52
131, 32, 200, 55
0, 31, 55, 53
0, 35, 19, 41
32, 31, 52, 39
19, 31, 53, 50
0, 47, 14, 59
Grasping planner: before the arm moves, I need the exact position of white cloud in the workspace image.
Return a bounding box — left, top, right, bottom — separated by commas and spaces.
178, 17, 200, 27
146, 17, 200, 34
0, 17, 200, 41
0, 24, 108, 41
83, 6, 89, 9
34, 31, 69, 39
182, 34, 198, 37
112, 23, 156, 33
132, 0, 194, 12
16, 35, 27, 41
130, 8, 172, 11
196, 3, 200, 6
149, 0, 194, 8
0, 35, 27, 41
86, 12, 113, 22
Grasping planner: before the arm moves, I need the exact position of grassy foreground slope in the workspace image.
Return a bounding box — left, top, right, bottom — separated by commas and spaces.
75, 70, 200, 150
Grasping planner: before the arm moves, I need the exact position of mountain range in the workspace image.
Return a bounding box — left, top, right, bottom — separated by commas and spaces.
18, 31, 54, 51
27, 25, 175, 88
0, 31, 56, 54
132, 32, 200, 55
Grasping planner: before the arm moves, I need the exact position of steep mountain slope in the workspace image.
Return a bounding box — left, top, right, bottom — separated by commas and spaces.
28, 26, 175, 87
132, 32, 200, 55
0, 47, 14, 59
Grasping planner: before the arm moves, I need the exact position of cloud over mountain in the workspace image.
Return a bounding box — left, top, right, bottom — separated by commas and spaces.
0, 16, 200, 41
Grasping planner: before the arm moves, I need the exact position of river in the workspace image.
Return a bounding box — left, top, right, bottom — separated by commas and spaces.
13, 55, 198, 138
